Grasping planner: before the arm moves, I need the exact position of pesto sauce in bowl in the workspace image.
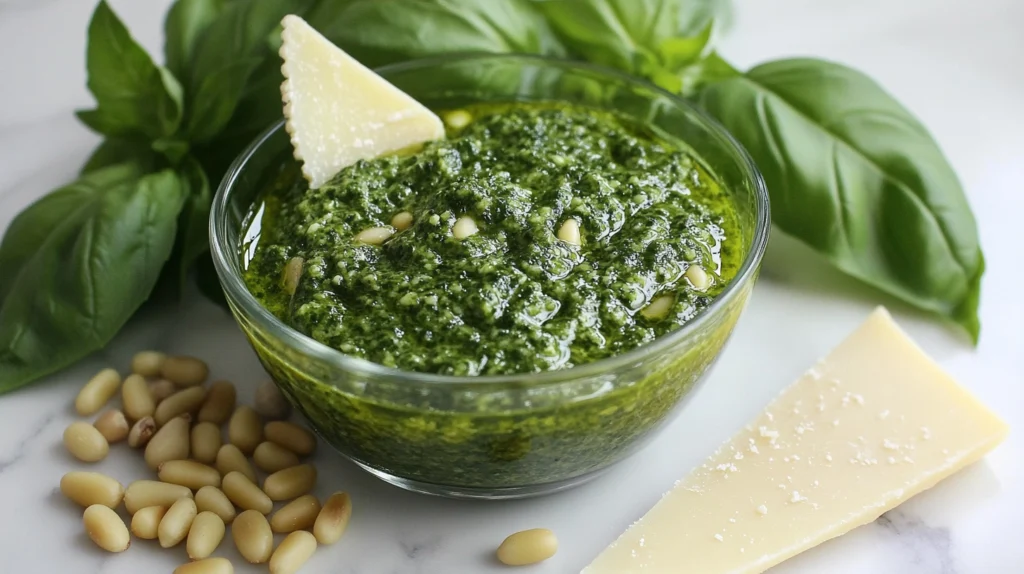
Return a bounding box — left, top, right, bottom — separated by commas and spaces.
243, 103, 742, 375
237, 101, 750, 491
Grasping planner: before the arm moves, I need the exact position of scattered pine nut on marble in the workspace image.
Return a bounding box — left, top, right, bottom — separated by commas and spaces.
56, 351, 351, 571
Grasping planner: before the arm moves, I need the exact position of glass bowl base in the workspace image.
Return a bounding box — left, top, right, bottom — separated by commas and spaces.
348, 457, 614, 500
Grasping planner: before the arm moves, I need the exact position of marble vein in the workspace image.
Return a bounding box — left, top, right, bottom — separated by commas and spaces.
876, 511, 960, 574
0, 411, 57, 475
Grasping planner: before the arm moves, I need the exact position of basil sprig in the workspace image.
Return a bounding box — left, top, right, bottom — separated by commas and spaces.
0, 0, 984, 393
0, 0, 311, 392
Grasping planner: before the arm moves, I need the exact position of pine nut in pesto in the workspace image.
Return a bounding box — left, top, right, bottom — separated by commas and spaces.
236, 101, 753, 490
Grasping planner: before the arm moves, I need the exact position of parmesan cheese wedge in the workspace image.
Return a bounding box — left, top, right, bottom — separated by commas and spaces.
279, 15, 445, 188
583, 307, 1008, 574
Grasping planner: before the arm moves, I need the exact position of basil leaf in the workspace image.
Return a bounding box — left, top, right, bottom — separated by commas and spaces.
166, 158, 213, 294
678, 51, 740, 96
677, 0, 732, 36
0, 165, 187, 392
81, 138, 160, 174
321, 0, 566, 68
77, 1, 183, 140
185, 57, 264, 143
658, 22, 712, 72
184, 0, 313, 143
698, 58, 984, 340
164, 0, 225, 79
647, 23, 714, 94
534, 0, 687, 74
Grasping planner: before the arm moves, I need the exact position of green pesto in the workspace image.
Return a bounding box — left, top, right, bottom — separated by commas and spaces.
242, 103, 741, 376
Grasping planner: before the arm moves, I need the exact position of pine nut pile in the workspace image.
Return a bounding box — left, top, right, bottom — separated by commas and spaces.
61, 352, 352, 574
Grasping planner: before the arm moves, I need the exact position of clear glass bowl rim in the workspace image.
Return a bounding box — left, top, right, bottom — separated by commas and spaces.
209, 52, 770, 388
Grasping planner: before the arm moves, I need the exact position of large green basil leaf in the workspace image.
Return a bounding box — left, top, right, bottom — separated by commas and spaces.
186, 57, 264, 143
534, 0, 712, 79
699, 58, 984, 340
534, 0, 678, 71
77, 1, 183, 140
184, 0, 314, 143
320, 0, 566, 68
164, 0, 225, 79
0, 165, 187, 392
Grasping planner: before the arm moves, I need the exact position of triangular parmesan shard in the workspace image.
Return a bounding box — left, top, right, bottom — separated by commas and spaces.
583, 307, 1007, 574
279, 15, 445, 188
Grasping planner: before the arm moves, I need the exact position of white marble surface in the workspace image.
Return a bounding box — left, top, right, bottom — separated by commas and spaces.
1, 0, 1022, 572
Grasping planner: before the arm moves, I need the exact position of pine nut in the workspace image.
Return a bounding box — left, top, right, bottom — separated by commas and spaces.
270, 494, 321, 533
83, 504, 130, 553
186, 511, 226, 560
128, 416, 157, 448
124, 480, 193, 514
159, 497, 198, 548
198, 380, 236, 425
75, 368, 121, 416
496, 528, 558, 566
131, 505, 168, 539
174, 557, 234, 574
228, 406, 263, 454
640, 293, 675, 320
159, 460, 222, 490
444, 109, 472, 129
215, 444, 256, 482
60, 471, 124, 508
452, 215, 479, 239
283, 257, 304, 295
253, 441, 300, 473
557, 218, 581, 246
122, 373, 156, 420
149, 379, 178, 403
263, 464, 317, 501
265, 421, 317, 456
254, 381, 291, 421
93, 410, 129, 443
685, 263, 711, 291
155, 386, 207, 426
355, 226, 394, 245
161, 355, 209, 387
131, 350, 166, 377
233, 509, 273, 564
391, 211, 414, 231
313, 492, 351, 545
191, 421, 223, 464
222, 471, 273, 514
195, 486, 236, 525
269, 530, 317, 574
63, 421, 109, 462
145, 415, 191, 470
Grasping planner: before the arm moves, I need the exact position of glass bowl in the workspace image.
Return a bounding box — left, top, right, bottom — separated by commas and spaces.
210, 54, 769, 499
